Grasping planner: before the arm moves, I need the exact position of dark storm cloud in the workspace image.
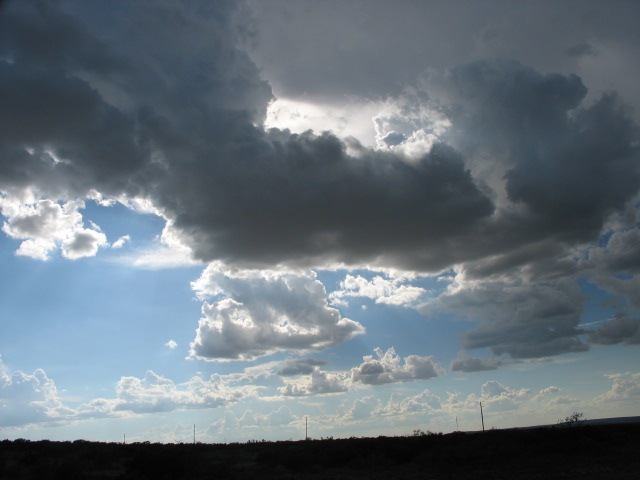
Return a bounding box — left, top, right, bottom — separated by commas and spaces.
587, 312, 640, 346
504, 93, 640, 240
590, 228, 640, 275
422, 60, 640, 275
0, 0, 272, 189
0, 0, 122, 74
246, 0, 494, 99
578, 225, 640, 312
564, 43, 596, 58
246, 0, 640, 111
450, 355, 504, 372
2, 1, 638, 274
170, 136, 494, 268
1, 0, 498, 272
0, 61, 143, 197
422, 277, 590, 359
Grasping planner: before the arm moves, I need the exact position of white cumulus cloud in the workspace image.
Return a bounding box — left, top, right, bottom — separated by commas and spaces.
111, 234, 130, 249
189, 264, 364, 361
279, 366, 350, 396
112, 370, 256, 414
0, 366, 72, 426
351, 347, 441, 385
0, 194, 107, 260
330, 274, 428, 307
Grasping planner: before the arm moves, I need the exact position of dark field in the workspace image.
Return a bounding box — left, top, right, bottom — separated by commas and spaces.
2, 423, 639, 479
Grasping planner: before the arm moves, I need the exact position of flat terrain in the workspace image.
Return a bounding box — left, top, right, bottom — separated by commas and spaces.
2, 423, 639, 479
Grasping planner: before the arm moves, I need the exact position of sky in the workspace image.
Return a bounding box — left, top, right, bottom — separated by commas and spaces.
1, 0, 639, 443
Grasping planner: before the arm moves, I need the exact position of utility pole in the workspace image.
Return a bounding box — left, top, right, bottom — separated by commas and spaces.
456, 416, 459, 432
305, 416, 308, 441
123, 433, 126, 445
193, 424, 196, 445
479, 402, 485, 431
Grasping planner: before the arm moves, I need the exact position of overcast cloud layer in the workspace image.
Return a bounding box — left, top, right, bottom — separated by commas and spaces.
1, 0, 639, 376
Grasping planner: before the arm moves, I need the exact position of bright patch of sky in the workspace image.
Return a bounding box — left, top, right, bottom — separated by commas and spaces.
265, 97, 384, 148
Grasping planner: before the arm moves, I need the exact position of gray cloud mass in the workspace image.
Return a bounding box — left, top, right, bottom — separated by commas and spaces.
421, 275, 590, 359
450, 355, 504, 373
2, 1, 638, 272
587, 312, 640, 346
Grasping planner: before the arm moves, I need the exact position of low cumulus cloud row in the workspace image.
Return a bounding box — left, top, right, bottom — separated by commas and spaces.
278, 347, 442, 396
0, 348, 437, 427
0, 362, 258, 427
5, 355, 638, 435
204, 371, 640, 438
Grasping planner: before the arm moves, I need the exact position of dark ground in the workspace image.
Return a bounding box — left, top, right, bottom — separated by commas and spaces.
1, 423, 639, 479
